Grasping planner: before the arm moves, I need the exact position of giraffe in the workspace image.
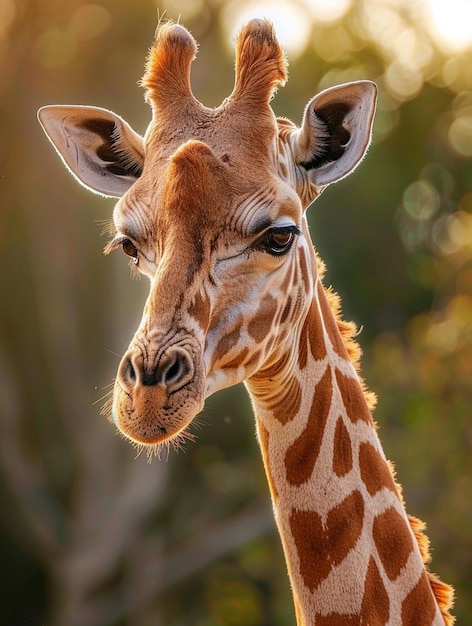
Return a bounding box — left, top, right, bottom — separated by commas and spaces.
38, 19, 455, 625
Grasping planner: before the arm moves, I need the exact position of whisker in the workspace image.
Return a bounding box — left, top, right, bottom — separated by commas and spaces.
96, 218, 116, 237
92, 391, 113, 407
100, 393, 114, 422
107, 349, 124, 359
132, 441, 146, 459
180, 431, 197, 443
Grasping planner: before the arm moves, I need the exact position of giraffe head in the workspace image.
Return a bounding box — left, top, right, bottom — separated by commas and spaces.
38, 20, 377, 451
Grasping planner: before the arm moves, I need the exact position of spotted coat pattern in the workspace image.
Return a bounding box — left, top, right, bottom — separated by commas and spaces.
38, 18, 454, 626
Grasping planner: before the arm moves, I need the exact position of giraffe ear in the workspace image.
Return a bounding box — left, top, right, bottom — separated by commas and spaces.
293, 81, 377, 188
37, 105, 144, 198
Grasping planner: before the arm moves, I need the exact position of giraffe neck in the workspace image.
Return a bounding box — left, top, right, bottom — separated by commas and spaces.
246, 266, 446, 625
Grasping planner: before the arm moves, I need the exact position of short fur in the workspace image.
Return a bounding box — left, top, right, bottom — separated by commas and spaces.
38, 17, 455, 625
319, 252, 455, 624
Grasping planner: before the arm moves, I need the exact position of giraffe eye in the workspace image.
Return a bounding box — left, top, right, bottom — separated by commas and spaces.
262, 227, 298, 256
121, 238, 139, 264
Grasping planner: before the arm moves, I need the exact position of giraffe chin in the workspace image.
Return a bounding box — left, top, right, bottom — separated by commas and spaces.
111, 381, 205, 447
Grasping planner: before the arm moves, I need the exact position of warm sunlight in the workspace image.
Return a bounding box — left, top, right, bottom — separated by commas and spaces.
4, 1, 472, 624
221, 0, 352, 57
221, 0, 311, 57
302, 0, 351, 23
222, 0, 472, 58
426, 0, 472, 53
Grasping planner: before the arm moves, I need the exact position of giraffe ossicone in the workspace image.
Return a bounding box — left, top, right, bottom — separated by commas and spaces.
38, 18, 455, 625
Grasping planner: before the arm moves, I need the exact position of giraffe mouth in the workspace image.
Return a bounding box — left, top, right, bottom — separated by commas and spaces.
110, 341, 205, 448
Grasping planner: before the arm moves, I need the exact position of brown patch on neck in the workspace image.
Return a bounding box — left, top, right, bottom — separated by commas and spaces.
359, 441, 398, 498
372, 507, 414, 582
407, 515, 455, 625
284, 367, 332, 486
298, 297, 327, 370
335, 368, 372, 424
401, 571, 439, 625
317, 281, 350, 359
315, 616, 360, 626
257, 422, 278, 500
289, 490, 365, 591
361, 557, 390, 624
332, 417, 353, 477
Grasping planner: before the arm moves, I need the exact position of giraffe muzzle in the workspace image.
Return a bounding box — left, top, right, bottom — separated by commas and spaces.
112, 342, 205, 445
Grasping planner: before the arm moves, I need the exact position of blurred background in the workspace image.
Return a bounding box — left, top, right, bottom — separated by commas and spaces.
1, 0, 471, 624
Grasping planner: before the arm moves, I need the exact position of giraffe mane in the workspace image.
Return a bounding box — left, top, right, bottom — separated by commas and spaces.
317, 253, 455, 624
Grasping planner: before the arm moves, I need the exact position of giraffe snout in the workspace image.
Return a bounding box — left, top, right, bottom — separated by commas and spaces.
112, 343, 204, 445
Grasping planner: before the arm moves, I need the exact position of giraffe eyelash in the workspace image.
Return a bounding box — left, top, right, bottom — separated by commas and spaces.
103, 235, 142, 276
105, 237, 148, 282
103, 236, 120, 256
103, 234, 136, 256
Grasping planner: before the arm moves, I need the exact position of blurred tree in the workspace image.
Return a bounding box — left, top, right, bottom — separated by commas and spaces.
0, 0, 471, 624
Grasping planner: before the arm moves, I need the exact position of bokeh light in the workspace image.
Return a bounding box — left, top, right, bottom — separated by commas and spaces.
426, 0, 472, 53
448, 91, 472, 157
34, 4, 112, 71
69, 4, 111, 42
0, 0, 16, 42
221, 0, 311, 57
302, 0, 351, 23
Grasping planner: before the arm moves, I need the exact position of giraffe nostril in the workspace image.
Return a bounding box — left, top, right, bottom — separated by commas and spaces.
165, 358, 182, 384
158, 347, 193, 391
120, 353, 137, 387
118, 347, 194, 392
